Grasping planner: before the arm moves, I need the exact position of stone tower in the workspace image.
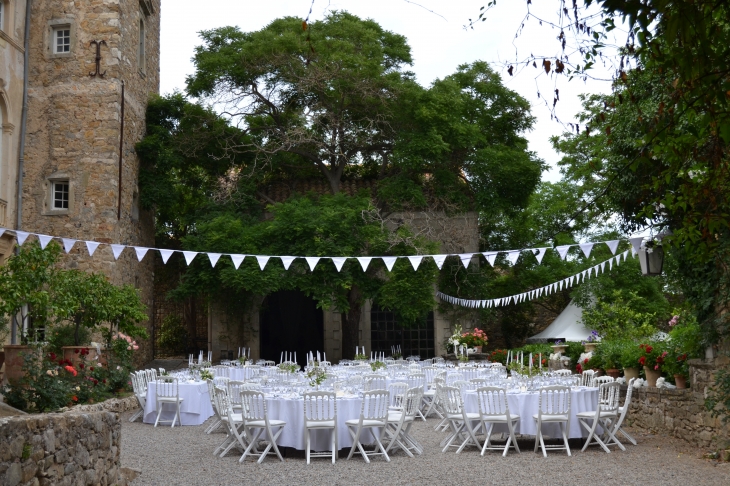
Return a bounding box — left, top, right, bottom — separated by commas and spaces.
18, 0, 160, 361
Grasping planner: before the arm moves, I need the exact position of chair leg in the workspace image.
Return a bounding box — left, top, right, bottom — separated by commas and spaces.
619, 428, 637, 445
509, 420, 520, 454
306, 429, 311, 465
129, 408, 143, 423
239, 429, 263, 463
562, 423, 571, 456
480, 423, 493, 456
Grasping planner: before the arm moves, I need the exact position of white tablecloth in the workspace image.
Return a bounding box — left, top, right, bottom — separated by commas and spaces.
462, 387, 598, 439
143, 381, 215, 426
265, 395, 379, 451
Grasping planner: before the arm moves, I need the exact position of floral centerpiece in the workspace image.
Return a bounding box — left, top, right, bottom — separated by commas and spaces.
238, 356, 249, 365
354, 353, 368, 361
200, 369, 214, 381
370, 361, 386, 372
279, 362, 299, 374
306, 366, 327, 388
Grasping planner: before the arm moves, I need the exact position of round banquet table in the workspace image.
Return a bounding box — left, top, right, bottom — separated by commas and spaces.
143, 381, 214, 426
462, 387, 599, 439
264, 394, 380, 451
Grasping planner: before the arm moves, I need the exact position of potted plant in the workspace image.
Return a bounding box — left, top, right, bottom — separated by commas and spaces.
665, 311, 703, 389
459, 328, 488, 354
582, 330, 600, 353
620, 341, 643, 380
638, 342, 667, 387
551, 339, 568, 355
597, 339, 622, 379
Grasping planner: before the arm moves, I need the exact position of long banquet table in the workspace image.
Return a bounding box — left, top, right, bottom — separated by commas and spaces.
143, 380, 215, 426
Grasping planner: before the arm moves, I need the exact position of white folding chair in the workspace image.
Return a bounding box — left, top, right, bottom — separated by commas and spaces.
476, 386, 521, 456
385, 387, 424, 457
610, 377, 637, 445
388, 382, 409, 411
303, 391, 338, 464
533, 386, 571, 457
440, 385, 481, 454
578, 381, 624, 453
227, 380, 246, 412
239, 390, 286, 463
153, 377, 184, 427
205, 379, 224, 434
128, 373, 146, 423
346, 390, 391, 463
363, 374, 387, 391
581, 369, 596, 387
593, 375, 615, 388
212, 385, 251, 459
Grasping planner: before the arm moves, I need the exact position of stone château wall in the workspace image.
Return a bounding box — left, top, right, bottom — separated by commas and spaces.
0, 410, 126, 486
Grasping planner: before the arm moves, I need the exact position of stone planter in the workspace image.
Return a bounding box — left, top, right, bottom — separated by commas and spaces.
584, 342, 598, 353
62, 346, 100, 367
605, 368, 621, 379
551, 344, 568, 354
674, 374, 687, 389
644, 366, 661, 387
3, 345, 38, 384
623, 367, 640, 380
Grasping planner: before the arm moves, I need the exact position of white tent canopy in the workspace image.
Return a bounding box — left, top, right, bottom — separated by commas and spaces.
526, 301, 592, 343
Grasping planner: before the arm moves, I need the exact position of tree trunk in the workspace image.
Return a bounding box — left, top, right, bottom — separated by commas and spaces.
184, 296, 198, 354
340, 285, 362, 360
74, 314, 82, 346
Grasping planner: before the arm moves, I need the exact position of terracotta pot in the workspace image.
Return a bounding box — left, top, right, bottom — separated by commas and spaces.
473, 346, 483, 354
606, 368, 621, 379
623, 367, 640, 380
3, 345, 37, 384
584, 343, 598, 353
592, 368, 604, 377
674, 374, 687, 389
62, 346, 99, 367
644, 366, 661, 387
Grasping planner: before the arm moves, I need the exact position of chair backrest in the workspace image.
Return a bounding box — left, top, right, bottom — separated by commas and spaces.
402, 387, 424, 418
453, 380, 473, 396
206, 379, 220, 415
440, 385, 464, 415
581, 369, 596, 387
445, 372, 462, 386
554, 369, 572, 376
213, 365, 229, 378
470, 378, 487, 386
303, 391, 337, 423
227, 380, 246, 406
212, 385, 230, 417
360, 390, 390, 422
388, 382, 408, 408
615, 378, 635, 424
129, 373, 140, 395
363, 375, 387, 391
594, 376, 615, 387
407, 373, 426, 391
145, 368, 157, 384
476, 386, 510, 417
155, 376, 179, 400
213, 376, 230, 387
240, 390, 268, 421
536, 386, 571, 416
461, 368, 481, 381
408, 363, 421, 373
158, 367, 166, 375
422, 366, 437, 384
597, 381, 621, 413
241, 382, 261, 391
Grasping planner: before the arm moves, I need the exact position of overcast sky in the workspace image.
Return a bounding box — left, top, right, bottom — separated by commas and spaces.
159, 0, 617, 182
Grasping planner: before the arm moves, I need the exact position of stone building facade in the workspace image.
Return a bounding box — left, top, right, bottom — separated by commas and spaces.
2, 0, 160, 362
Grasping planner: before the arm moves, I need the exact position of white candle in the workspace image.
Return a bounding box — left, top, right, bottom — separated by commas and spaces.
317, 351, 321, 361
280, 352, 283, 364
356, 347, 359, 356
294, 351, 297, 363
323, 352, 326, 362
371, 351, 373, 360
539, 353, 542, 369
529, 353, 532, 373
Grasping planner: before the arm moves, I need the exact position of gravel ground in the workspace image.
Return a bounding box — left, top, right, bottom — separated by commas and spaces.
121, 411, 730, 486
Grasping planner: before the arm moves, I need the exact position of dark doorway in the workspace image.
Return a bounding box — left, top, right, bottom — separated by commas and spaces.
260, 290, 324, 368
370, 303, 435, 358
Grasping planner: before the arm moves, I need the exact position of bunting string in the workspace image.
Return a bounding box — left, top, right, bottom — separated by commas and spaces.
0, 227, 645, 274
436, 250, 633, 308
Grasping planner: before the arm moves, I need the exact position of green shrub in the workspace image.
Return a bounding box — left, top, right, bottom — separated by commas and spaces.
47, 324, 91, 354
158, 315, 188, 356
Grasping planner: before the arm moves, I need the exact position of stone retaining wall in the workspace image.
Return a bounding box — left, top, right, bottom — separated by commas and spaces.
0, 396, 138, 486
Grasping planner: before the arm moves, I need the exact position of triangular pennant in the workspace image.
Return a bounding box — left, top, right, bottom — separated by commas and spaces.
38, 235, 54, 249
111, 244, 125, 260
280, 256, 296, 270
559, 280, 563, 291
357, 257, 372, 271
183, 251, 198, 265
600, 261, 606, 273
556, 245, 571, 260
609, 258, 614, 270
623, 250, 629, 262
432, 255, 448, 270
16, 231, 30, 246
208, 253, 222, 267
85, 241, 100, 256
579, 242, 594, 258
480, 300, 487, 308
629, 237, 644, 254
484, 252, 498, 267
532, 247, 549, 264
408, 255, 423, 271
159, 249, 175, 264
459, 253, 473, 268
382, 256, 397, 272
605, 240, 620, 255
569, 276, 575, 286
134, 247, 150, 262
331, 257, 347, 272
615, 255, 621, 266
506, 250, 520, 265
305, 257, 321, 271
256, 256, 270, 270
230, 254, 245, 269
494, 299, 501, 307
62, 238, 77, 253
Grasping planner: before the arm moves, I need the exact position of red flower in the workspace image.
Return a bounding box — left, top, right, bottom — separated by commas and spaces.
49, 352, 57, 361
90, 367, 94, 371
639, 356, 646, 366
64, 365, 78, 377
654, 365, 659, 370
576, 364, 583, 374
81, 348, 89, 356
58, 359, 64, 366
583, 358, 589, 364
645, 345, 653, 353
639, 344, 645, 349
71, 396, 78, 402
79, 363, 85, 370
74, 349, 80, 354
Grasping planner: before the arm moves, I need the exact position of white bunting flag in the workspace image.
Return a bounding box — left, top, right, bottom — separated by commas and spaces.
331, 257, 347, 272
16, 231, 30, 246
305, 257, 321, 271
600, 261, 607, 273
134, 247, 150, 262
460, 253, 473, 268
629, 237, 644, 254
481, 300, 487, 308
556, 245, 571, 260
559, 280, 563, 291
623, 250, 629, 262
111, 244, 125, 260
382, 256, 397, 272
183, 251, 198, 265
357, 256, 372, 271
605, 240, 620, 255
159, 249, 174, 264
38, 234, 54, 249
432, 254, 447, 270
506, 250, 520, 265
230, 254, 245, 269
62, 238, 77, 254
86, 241, 100, 256
407, 255, 423, 271
484, 252, 498, 267
533, 247, 549, 264
208, 253, 222, 267
579, 242, 594, 258
256, 256, 270, 270
609, 258, 613, 270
